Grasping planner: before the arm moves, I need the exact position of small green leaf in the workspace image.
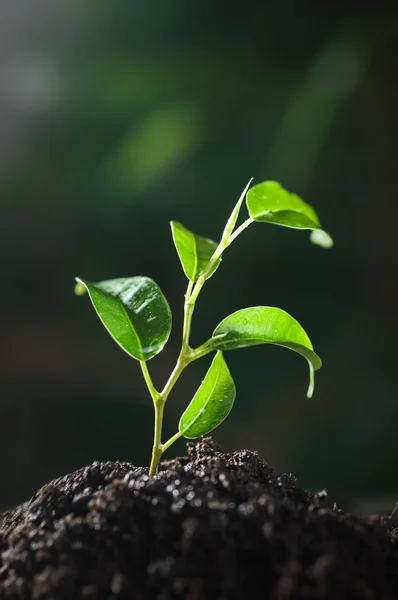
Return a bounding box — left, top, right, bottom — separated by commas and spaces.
75, 276, 172, 361
170, 221, 221, 282
246, 181, 333, 248
179, 351, 236, 438
210, 306, 322, 398
221, 178, 253, 241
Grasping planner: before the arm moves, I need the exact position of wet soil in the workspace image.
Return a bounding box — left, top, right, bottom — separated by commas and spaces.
1, 438, 398, 599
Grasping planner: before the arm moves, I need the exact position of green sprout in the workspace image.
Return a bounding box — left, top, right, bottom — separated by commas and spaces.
75, 180, 333, 475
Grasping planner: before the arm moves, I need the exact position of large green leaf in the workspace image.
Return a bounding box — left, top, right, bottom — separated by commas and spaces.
210, 306, 322, 397
179, 351, 236, 438
170, 221, 220, 282
75, 276, 172, 361
246, 181, 333, 248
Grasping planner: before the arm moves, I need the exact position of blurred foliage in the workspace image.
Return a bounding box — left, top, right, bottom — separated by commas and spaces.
1, 0, 398, 511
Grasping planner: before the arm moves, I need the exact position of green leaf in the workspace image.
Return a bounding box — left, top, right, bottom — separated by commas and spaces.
221, 178, 253, 242
75, 276, 172, 361
210, 306, 322, 398
179, 351, 236, 438
246, 181, 333, 248
170, 221, 221, 282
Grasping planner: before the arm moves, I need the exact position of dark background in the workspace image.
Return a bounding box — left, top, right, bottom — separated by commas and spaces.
1, 1, 397, 513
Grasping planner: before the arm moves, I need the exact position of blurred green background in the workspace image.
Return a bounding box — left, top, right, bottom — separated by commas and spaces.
1, 1, 397, 512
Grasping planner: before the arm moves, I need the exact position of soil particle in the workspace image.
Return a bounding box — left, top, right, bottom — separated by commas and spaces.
0, 438, 397, 599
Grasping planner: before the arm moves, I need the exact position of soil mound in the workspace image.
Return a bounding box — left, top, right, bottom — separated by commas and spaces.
1, 438, 397, 599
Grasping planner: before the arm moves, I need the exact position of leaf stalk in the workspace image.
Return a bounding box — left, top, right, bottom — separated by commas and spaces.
162, 430, 184, 454
140, 361, 160, 403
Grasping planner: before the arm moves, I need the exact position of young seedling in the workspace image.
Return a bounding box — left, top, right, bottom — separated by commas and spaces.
75, 180, 333, 475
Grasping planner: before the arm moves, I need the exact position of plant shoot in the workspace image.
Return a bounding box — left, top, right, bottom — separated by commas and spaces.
75, 180, 333, 475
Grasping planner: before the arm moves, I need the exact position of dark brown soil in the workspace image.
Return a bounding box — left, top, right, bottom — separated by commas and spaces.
1, 438, 398, 600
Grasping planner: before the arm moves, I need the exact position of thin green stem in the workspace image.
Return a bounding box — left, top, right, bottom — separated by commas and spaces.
149, 399, 165, 476
181, 279, 194, 353
140, 361, 164, 475
160, 358, 187, 403
227, 216, 254, 245
146, 281, 197, 475
140, 361, 160, 402
156, 280, 200, 407
162, 430, 183, 454
146, 204, 254, 475
188, 338, 221, 362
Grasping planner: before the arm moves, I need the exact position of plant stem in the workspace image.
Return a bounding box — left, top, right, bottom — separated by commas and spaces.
143, 205, 255, 474
145, 281, 196, 474
188, 243, 224, 306
149, 398, 165, 476
181, 279, 194, 353
227, 216, 254, 244
140, 361, 165, 476
160, 358, 187, 403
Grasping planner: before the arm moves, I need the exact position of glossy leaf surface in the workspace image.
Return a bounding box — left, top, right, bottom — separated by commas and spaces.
246, 181, 333, 248
179, 351, 236, 438
210, 306, 322, 397
170, 221, 220, 281
75, 276, 172, 361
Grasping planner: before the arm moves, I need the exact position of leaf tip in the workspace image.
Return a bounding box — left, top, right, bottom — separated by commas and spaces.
310, 229, 334, 249
307, 364, 315, 399
74, 278, 87, 296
